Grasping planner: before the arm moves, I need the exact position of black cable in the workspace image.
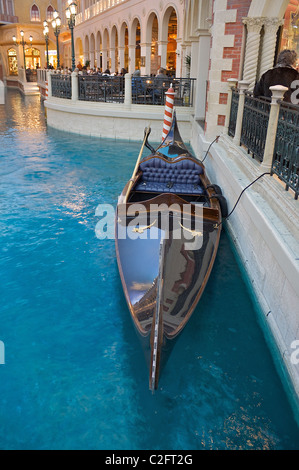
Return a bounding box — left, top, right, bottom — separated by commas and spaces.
214, 172, 271, 228
201, 135, 220, 163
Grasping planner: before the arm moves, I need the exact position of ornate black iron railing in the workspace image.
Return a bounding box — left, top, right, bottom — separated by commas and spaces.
78, 75, 124, 103
49, 74, 195, 107
228, 88, 239, 137
272, 101, 299, 200
131, 76, 195, 106
240, 92, 271, 162
51, 74, 72, 99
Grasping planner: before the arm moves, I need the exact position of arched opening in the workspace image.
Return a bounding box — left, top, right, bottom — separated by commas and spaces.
7, 48, 18, 75
90, 33, 95, 68
111, 25, 119, 73
279, 0, 299, 58
167, 8, 177, 76
148, 14, 159, 75
124, 26, 129, 71
96, 31, 102, 71
84, 35, 90, 67
76, 37, 84, 68
133, 19, 141, 70
25, 47, 40, 69
103, 28, 110, 71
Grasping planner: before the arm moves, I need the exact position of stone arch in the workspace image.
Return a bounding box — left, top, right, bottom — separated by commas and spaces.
84, 35, 90, 66
90, 33, 95, 68
111, 25, 119, 73
243, 0, 292, 88
119, 22, 129, 71
248, 0, 290, 18
130, 17, 141, 71
146, 11, 159, 74
102, 28, 110, 71
160, 5, 178, 72
96, 30, 102, 70
161, 5, 178, 42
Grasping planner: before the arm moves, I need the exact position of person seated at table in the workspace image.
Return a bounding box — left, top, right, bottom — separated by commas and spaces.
102, 69, 110, 76
152, 68, 170, 102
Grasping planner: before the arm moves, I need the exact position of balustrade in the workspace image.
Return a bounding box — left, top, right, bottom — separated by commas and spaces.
227, 80, 299, 199
47, 72, 195, 107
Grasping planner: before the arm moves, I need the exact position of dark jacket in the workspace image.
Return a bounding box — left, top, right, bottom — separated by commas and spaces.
253, 66, 299, 102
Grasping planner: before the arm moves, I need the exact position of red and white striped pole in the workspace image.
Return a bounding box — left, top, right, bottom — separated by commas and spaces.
45, 80, 48, 100
162, 84, 175, 141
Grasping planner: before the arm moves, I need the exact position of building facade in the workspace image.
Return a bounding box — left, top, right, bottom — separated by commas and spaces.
0, 1, 61, 82
61, 0, 299, 140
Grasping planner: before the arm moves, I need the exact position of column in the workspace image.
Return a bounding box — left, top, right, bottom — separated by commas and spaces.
71, 71, 78, 101
110, 47, 116, 73
158, 40, 168, 70
47, 70, 52, 98
261, 85, 288, 172
124, 72, 132, 107
128, 45, 136, 73
242, 17, 263, 90
224, 78, 238, 134
233, 80, 251, 146
140, 42, 151, 76
259, 18, 284, 77
118, 46, 125, 72
0, 80, 5, 105
102, 49, 108, 71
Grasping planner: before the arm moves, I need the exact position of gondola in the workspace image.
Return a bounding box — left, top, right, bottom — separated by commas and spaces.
115, 111, 227, 391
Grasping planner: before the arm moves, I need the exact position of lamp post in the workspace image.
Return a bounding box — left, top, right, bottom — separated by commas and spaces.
66, 1, 77, 71
13, 31, 33, 68
52, 11, 61, 68
43, 20, 49, 69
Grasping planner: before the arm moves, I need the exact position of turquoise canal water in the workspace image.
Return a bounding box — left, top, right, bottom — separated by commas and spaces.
0, 89, 298, 450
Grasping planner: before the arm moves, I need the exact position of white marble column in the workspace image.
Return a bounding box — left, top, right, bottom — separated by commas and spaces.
233, 80, 251, 146
0, 80, 5, 104
261, 85, 288, 172
259, 18, 284, 78
242, 17, 264, 90
128, 45, 136, 73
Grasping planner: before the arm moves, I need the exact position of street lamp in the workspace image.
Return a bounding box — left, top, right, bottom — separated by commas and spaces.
66, 1, 77, 71
52, 11, 61, 68
43, 20, 49, 69
13, 31, 33, 68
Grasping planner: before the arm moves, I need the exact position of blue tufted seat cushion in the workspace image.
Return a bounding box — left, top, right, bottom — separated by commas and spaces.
134, 157, 205, 195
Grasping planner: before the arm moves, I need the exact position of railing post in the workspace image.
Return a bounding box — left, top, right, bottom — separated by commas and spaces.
261, 85, 288, 172
0, 80, 5, 104
124, 72, 132, 108
72, 71, 78, 101
233, 80, 251, 146
46, 70, 52, 99
224, 78, 238, 134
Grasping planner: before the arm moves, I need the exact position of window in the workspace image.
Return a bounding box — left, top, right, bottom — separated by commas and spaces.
31, 4, 40, 22
46, 5, 54, 21
7, 0, 14, 15
8, 48, 18, 75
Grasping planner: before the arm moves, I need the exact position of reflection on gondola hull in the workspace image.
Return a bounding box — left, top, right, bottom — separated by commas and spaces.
115, 114, 224, 390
